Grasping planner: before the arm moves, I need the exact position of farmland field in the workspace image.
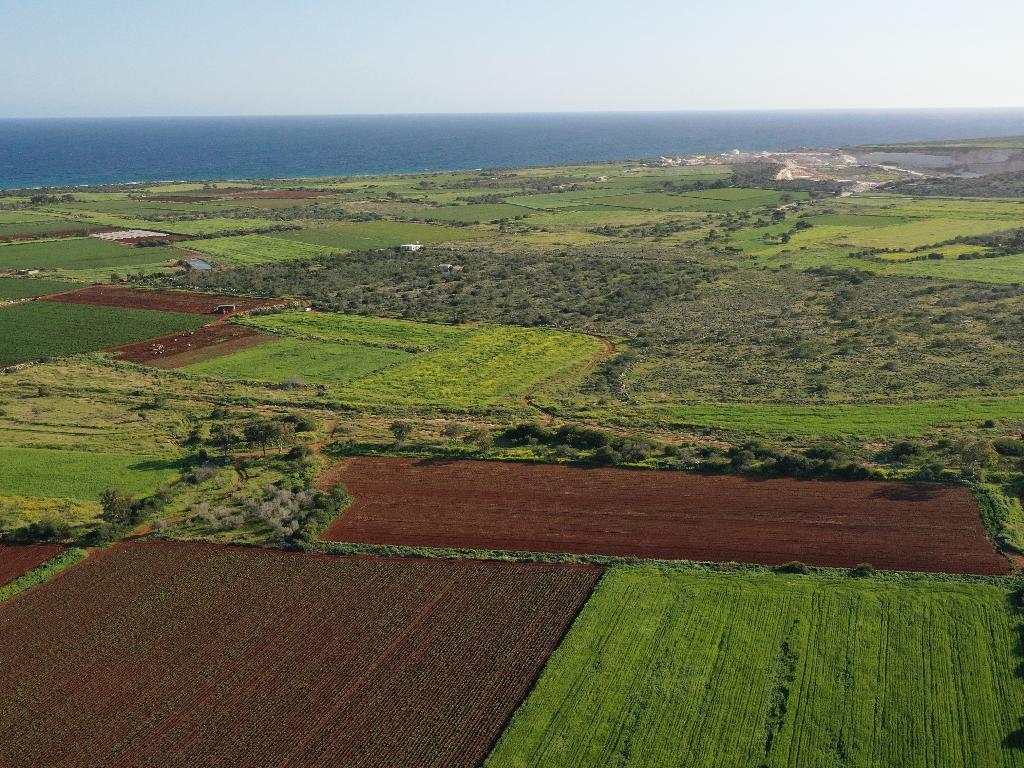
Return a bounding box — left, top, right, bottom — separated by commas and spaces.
42, 284, 281, 314
0, 301, 208, 366
0, 277, 76, 300
184, 337, 411, 385
400, 203, 535, 223
0, 237, 177, 271
321, 457, 1007, 574
191, 312, 604, 408
0, 542, 600, 768
241, 310, 470, 351
269, 220, 483, 249
0, 544, 63, 587
109, 323, 272, 367
487, 568, 1024, 768
185, 234, 335, 265
0, 447, 180, 502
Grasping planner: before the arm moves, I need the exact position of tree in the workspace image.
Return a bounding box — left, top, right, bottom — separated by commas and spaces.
441, 421, 465, 442
389, 420, 413, 445
209, 423, 242, 458
244, 418, 294, 456
99, 487, 136, 528
466, 427, 493, 452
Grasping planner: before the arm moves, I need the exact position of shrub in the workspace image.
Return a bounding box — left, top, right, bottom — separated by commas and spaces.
774, 561, 810, 575
849, 563, 876, 578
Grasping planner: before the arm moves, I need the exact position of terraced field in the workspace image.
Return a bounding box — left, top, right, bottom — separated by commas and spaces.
488, 568, 1024, 768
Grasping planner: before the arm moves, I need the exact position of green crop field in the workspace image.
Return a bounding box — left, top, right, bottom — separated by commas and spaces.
488, 568, 1024, 768
270, 221, 482, 250
0, 447, 180, 503
184, 337, 410, 386
340, 324, 605, 409
399, 203, 535, 223
190, 311, 603, 409
0, 277, 78, 300
0, 237, 176, 271
0, 302, 208, 366
184, 235, 334, 265
241, 310, 470, 351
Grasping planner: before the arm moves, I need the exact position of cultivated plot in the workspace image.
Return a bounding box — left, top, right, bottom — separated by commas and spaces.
0, 545, 63, 587
0, 542, 600, 768
321, 457, 1008, 574
41, 285, 282, 314
0, 301, 209, 367
488, 568, 1024, 768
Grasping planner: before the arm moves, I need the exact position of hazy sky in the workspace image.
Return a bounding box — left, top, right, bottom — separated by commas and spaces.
3, 0, 1023, 117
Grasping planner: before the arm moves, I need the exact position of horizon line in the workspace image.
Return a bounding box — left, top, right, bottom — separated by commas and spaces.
4, 106, 1024, 121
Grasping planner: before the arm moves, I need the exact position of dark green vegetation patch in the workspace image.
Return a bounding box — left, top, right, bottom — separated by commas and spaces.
0, 301, 208, 366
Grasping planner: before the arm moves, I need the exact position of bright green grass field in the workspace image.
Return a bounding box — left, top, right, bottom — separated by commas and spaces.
0, 447, 180, 502
241, 310, 470, 351
0, 278, 78, 300
487, 568, 1024, 768
0, 302, 208, 367
621, 396, 1024, 437
270, 221, 482, 250
193, 311, 603, 409
399, 203, 534, 223
185, 234, 334, 265
0, 238, 176, 271
183, 338, 410, 386
340, 324, 604, 409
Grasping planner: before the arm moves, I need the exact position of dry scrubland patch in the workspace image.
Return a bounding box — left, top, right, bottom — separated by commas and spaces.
0, 542, 599, 768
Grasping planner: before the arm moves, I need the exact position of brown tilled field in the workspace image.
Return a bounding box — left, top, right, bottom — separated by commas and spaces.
321, 457, 1008, 574
0, 544, 62, 586
107, 323, 272, 367
42, 285, 281, 315
0, 542, 600, 768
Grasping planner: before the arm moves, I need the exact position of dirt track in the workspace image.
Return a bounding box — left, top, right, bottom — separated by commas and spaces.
321, 457, 1009, 575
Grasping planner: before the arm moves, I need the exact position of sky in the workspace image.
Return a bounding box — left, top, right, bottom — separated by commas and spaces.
2, 0, 1023, 118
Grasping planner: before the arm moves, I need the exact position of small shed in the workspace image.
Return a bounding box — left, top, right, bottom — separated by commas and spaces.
213, 304, 236, 314
399, 243, 423, 252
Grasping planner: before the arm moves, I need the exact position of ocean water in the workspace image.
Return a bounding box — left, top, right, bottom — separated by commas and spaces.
2, 110, 1024, 189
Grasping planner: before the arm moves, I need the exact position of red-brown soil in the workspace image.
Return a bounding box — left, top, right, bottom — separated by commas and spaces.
145, 195, 221, 202
0, 542, 599, 768
0, 544, 63, 586
41, 285, 282, 315
321, 457, 1009, 575
107, 324, 273, 367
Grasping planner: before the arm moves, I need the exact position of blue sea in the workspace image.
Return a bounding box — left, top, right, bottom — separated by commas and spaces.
2, 110, 1024, 189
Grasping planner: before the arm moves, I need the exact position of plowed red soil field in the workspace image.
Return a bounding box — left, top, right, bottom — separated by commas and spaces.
108, 323, 272, 366
42, 285, 282, 315
0, 542, 600, 768
321, 457, 1008, 574
0, 544, 62, 586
